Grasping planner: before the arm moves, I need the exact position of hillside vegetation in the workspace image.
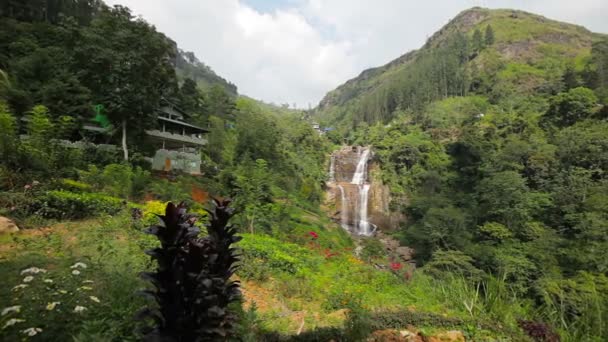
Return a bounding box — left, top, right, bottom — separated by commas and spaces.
316, 6, 608, 342
316, 7, 606, 129
1, 2, 608, 341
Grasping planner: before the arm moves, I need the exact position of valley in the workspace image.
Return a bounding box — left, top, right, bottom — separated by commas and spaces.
1, 2, 607, 341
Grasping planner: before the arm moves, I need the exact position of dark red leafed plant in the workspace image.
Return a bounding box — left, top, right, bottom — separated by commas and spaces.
138, 199, 242, 341
518, 320, 560, 342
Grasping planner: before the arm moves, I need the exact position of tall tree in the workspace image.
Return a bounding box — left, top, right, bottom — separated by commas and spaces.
484, 24, 495, 46
76, 5, 177, 160
473, 28, 485, 52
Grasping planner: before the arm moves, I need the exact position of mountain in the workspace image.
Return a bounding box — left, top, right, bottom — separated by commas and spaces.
175, 49, 238, 96
315, 7, 606, 129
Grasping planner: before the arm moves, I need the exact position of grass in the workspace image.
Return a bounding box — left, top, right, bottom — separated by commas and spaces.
0, 204, 527, 340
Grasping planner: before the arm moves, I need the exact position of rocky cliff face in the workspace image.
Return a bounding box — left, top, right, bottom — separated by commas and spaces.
368, 162, 405, 231
326, 146, 405, 233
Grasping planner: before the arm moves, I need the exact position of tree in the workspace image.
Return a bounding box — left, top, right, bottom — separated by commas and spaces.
544, 87, 598, 127
562, 63, 579, 90
484, 25, 495, 46
207, 84, 235, 123
473, 28, 485, 51
76, 5, 177, 161
179, 78, 206, 117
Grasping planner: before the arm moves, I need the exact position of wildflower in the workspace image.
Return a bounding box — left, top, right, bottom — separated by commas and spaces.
70, 262, 88, 269
43, 278, 53, 284
46, 302, 60, 311
77, 286, 93, 291
73, 306, 87, 314
82, 280, 94, 284
89, 296, 100, 303
2, 318, 25, 329
72, 270, 81, 276
308, 231, 319, 239
32, 180, 40, 186
24, 184, 31, 190
22, 276, 34, 283
2, 306, 21, 316
12, 284, 28, 291
20, 267, 46, 275
390, 262, 403, 271
21, 327, 42, 336
58, 290, 68, 294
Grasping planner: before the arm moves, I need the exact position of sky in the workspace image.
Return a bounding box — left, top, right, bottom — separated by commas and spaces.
105, 0, 608, 108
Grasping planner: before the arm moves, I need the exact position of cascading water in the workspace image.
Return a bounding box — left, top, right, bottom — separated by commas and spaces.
351, 148, 370, 185
328, 155, 335, 182
329, 146, 375, 236
358, 184, 371, 235
351, 148, 372, 236
338, 185, 349, 230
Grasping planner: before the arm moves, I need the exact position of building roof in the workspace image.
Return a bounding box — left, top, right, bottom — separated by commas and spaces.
158, 115, 209, 133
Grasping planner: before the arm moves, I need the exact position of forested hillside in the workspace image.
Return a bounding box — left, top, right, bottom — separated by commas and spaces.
316, 7, 606, 129
1, 2, 608, 341
316, 7, 608, 341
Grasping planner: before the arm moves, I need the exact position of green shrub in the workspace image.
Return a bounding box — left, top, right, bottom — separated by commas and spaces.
36, 190, 124, 219
239, 234, 319, 278
360, 238, 387, 262
58, 179, 93, 193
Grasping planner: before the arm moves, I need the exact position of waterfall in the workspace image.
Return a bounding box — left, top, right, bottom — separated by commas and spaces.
328, 155, 335, 182
351, 148, 373, 236
358, 184, 371, 235
338, 185, 349, 230
330, 146, 375, 236
351, 148, 370, 185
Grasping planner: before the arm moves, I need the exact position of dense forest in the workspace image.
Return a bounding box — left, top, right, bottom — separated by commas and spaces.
316, 7, 608, 341
1, 2, 608, 341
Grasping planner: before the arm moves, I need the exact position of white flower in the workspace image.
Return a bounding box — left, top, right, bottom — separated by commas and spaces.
21, 327, 42, 336
11, 284, 28, 291
89, 296, 100, 303
1, 306, 21, 316
71, 270, 81, 276
77, 286, 93, 291
82, 280, 94, 284
46, 302, 60, 311
58, 290, 68, 294
20, 267, 46, 275
43, 278, 53, 284
73, 306, 87, 314
2, 318, 25, 329
22, 276, 34, 283
70, 262, 87, 269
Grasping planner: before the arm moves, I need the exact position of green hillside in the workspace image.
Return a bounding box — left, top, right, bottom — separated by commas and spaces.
315, 7, 606, 130
313, 6, 608, 342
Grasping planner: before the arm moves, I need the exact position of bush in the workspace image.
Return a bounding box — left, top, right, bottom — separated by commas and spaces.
36, 190, 124, 219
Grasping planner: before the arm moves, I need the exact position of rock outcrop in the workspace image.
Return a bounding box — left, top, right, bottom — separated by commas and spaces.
0, 216, 20, 234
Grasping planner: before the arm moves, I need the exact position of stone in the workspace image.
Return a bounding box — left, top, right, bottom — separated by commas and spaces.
368, 329, 406, 341
396, 246, 414, 261
428, 330, 465, 342
0, 216, 19, 234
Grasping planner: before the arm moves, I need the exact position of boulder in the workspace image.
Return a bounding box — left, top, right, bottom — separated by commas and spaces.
0, 216, 19, 234
428, 330, 465, 342
396, 246, 414, 261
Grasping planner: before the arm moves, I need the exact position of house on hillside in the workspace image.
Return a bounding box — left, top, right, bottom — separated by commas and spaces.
145, 101, 208, 175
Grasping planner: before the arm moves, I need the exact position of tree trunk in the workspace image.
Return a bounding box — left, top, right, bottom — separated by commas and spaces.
122, 118, 129, 161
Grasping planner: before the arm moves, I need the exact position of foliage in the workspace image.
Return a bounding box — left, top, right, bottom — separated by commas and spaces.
543, 87, 598, 127
36, 190, 124, 219
139, 200, 241, 341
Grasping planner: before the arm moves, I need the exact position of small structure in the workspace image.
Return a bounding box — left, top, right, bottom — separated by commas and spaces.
145, 102, 208, 175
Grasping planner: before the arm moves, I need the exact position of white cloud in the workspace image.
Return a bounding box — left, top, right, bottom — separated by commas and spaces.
105, 0, 608, 107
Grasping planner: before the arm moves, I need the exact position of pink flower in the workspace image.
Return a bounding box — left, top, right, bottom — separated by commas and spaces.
308, 231, 319, 239
390, 262, 403, 271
